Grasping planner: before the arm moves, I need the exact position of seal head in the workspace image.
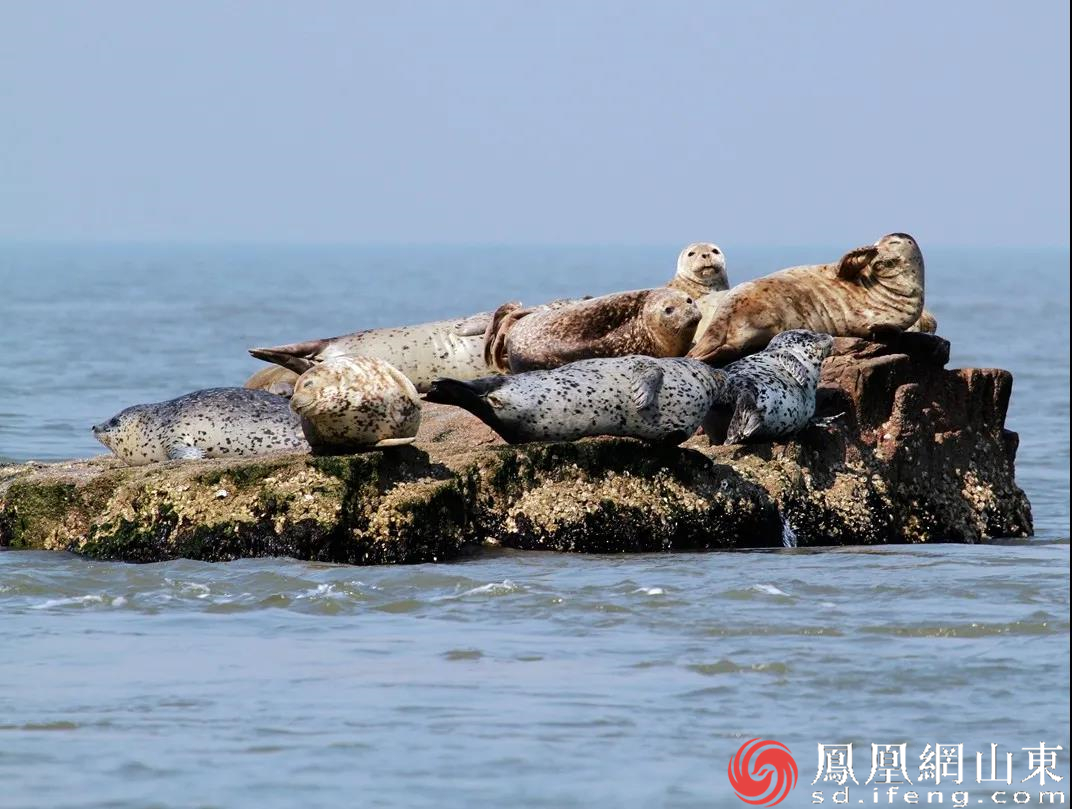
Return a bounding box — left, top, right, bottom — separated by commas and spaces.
641, 288, 704, 358
669, 242, 728, 300
289, 356, 422, 452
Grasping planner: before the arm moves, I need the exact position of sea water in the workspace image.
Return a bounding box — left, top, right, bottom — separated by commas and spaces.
0, 244, 1068, 807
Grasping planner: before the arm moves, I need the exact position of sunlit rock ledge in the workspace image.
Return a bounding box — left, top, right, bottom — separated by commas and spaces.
0, 335, 1033, 564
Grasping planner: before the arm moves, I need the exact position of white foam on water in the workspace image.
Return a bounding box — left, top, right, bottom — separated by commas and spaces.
295, 583, 337, 600
634, 587, 665, 596
32, 594, 106, 610
751, 584, 790, 597
437, 580, 522, 600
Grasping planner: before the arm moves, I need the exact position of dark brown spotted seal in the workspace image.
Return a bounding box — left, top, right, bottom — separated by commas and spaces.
484, 288, 701, 374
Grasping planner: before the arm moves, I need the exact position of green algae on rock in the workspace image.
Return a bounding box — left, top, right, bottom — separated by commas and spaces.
0, 335, 1033, 563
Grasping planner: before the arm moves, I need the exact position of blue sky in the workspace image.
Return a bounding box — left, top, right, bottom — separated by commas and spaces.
1, 1, 1068, 246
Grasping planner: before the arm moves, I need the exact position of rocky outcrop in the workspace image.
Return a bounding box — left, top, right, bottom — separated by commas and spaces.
0, 335, 1032, 563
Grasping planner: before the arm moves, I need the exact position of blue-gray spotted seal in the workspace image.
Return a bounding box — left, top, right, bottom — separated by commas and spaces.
424, 355, 727, 445
92, 388, 309, 465
705, 329, 834, 445
689, 233, 928, 364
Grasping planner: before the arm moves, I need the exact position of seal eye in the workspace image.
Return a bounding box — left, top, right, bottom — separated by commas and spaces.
664, 306, 675, 315
303, 380, 315, 389
687, 251, 695, 257
685, 297, 693, 304
712, 248, 720, 255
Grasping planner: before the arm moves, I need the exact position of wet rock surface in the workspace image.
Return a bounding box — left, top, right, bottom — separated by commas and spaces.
0, 335, 1032, 563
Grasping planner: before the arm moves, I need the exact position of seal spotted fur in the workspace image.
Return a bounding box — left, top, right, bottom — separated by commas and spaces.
425, 355, 726, 445
484, 288, 701, 374
704, 330, 833, 445
250, 312, 494, 393
289, 357, 422, 452
689, 233, 926, 364
92, 388, 308, 465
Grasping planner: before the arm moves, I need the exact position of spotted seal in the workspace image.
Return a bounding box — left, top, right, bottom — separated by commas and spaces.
92, 388, 309, 465
250, 310, 496, 393
289, 357, 422, 451
667, 241, 730, 340
484, 288, 701, 374
704, 330, 834, 445
689, 233, 927, 364
425, 355, 726, 445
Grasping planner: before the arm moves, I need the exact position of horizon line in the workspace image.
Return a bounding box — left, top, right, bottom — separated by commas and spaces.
0, 238, 1069, 251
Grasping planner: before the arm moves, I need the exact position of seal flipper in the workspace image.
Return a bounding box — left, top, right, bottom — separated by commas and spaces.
630, 365, 665, 410
453, 311, 493, 337
836, 245, 879, 280
483, 301, 527, 372
167, 445, 205, 461
249, 340, 329, 375
725, 390, 765, 445
424, 377, 519, 443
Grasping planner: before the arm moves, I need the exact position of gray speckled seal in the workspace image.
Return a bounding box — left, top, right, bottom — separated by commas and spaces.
92, 388, 309, 465
705, 330, 834, 445
424, 355, 726, 445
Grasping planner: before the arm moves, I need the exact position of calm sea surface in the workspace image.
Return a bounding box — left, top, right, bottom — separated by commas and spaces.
0, 245, 1068, 807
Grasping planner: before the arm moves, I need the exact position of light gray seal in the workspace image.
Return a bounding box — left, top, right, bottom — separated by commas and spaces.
704, 330, 834, 445
424, 355, 727, 445
92, 388, 309, 465
249, 311, 496, 393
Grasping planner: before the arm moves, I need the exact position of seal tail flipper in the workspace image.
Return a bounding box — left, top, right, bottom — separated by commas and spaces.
248, 339, 329, 375
372, 436, 418, 448
424, 376, 515, 442
724, 390, 765, 445
453, 311, 493, 337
